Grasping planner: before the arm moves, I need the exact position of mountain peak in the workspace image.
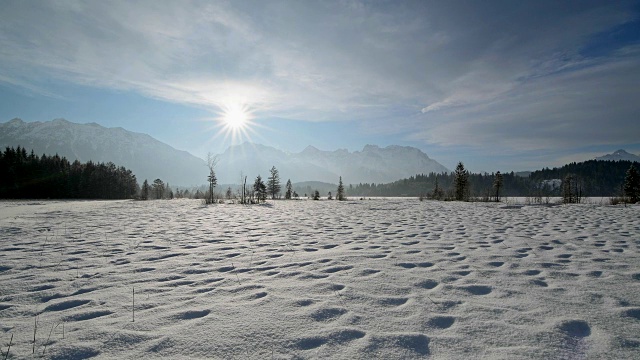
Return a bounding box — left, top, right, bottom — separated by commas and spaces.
595, 149, 640, 162
362, 144, 380, 151
302, 145, 321, 153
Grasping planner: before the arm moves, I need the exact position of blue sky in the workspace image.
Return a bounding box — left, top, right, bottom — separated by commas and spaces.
1, 0, 639, 172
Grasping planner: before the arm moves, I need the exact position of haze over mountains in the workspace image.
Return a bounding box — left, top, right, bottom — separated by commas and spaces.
215, 142, 449, 184
0, 118, 206, 186
0, 118, 449, 186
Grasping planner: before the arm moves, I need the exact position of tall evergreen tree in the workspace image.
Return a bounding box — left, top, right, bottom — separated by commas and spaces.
267, 166, 281, 199
493, 171, 504, 202
624, 164, 640, 203
562, 174, 582, 204
337, 176, 346, 201
285, 179, 293, 200
207, 169, 217, 204
254, 175, 267, 203
454, 162, 469, 201
141, 179, 150, 200
431, 175, 444, 200
152, 179, 165, 199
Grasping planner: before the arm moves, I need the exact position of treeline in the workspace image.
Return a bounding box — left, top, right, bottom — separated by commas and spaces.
350, 160, 640, 198
350, 171, 530, 197
529, 160, 637, 196
0, 146, 138, 199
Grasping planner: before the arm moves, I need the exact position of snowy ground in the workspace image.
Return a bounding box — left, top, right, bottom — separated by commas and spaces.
1, 199, 639, 359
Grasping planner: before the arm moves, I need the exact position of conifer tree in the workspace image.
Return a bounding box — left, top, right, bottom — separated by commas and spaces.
624, 164, 639, 203
207, 169, 217, 204
152, 179, 165, 199
267, 166, 281, 199
254, 175, 267, 203
493, 171, 504, 202
432, 175, 443, 200
285, 179, 293, 200
454, 162, 469, 201
337, 176, 346, 201
141, 179, 149, 200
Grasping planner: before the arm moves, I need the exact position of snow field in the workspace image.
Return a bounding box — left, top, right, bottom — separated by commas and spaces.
0, 199, 639, 359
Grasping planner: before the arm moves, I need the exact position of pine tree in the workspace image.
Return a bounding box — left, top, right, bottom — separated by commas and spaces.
562, 174, 582, 204
152, 179, 165, 199
285, 179, 293, 200
493, 171, 504, 202
624, 164, 640, 204
267, 166, 281, 199
254, 175, 267, 203
432, 175, 443, 200
141, 179, 149, 200
226, 186, 233, 200
454, 162, 469, 201
207, 169, 217, 204
337, 176, 346, 201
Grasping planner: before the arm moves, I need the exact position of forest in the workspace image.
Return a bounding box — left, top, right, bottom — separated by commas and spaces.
350, 160, 639, 198
0, 146, 138, 199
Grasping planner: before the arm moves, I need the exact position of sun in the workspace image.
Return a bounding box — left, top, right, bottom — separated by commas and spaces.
210, 100, 259, 144
222, 104, 249, 130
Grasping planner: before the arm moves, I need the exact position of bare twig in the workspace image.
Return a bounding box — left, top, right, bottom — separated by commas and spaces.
32, 315, 37, 354
3, 333, 13, 360
42, 322, 60, 356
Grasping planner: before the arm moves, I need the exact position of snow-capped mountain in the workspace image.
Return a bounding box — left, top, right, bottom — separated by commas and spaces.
215, 142, 449, 184
0, 118, 206, 186
595, 149, 640, 162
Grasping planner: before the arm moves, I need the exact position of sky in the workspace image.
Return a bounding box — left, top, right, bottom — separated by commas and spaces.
0, 0, 639, 172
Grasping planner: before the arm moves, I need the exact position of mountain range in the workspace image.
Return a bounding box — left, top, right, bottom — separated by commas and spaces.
214, 142, 449, 184
0, 118, 449, 186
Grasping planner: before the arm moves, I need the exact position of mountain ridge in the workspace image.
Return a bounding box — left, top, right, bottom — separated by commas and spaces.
1, 118, 449, 186
0, 118, 207, 186
215, 141, 449, 184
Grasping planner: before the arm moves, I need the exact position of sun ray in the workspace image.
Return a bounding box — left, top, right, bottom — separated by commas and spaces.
205, 100, 264, 146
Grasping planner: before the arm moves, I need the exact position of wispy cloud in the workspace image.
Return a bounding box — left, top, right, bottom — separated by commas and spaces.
0, 0, 638, 157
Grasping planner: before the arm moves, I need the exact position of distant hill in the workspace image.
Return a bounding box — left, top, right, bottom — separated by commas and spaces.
0, 118, 206, 186
595, 149, 640, 162
215, 142, 449, 184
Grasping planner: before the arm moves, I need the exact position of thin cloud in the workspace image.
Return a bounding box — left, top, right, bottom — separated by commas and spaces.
0, 0, 638, 157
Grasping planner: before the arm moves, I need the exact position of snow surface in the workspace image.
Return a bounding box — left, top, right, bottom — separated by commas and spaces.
1, 199, 639, 359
